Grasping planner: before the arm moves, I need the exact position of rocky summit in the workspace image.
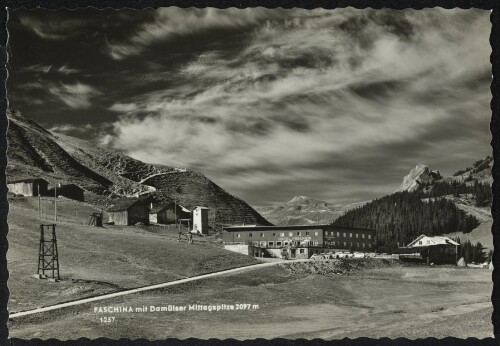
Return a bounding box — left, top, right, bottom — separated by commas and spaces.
398, 164, 442, 192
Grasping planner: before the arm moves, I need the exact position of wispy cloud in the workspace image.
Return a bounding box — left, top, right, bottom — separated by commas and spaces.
48, 82, 101, 109
105, 8, 491, 204
18, 15, 85, 40
49, 123, 94, 134
22, 64, 81, 75
106, 8, 283, 60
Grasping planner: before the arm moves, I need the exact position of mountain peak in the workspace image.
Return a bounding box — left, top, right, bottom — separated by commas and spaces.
398, 164, 442, 192
289, 195, 310, 203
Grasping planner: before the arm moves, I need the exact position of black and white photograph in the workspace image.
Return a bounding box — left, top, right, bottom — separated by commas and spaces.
5, 7, 494, 340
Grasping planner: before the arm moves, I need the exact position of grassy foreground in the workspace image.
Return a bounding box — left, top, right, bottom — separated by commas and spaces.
7, 196, 258, 312
9, 261, 493, 340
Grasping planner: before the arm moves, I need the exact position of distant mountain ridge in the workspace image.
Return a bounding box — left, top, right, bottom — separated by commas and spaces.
7, 109, 271, 226
253, 195, 367, 226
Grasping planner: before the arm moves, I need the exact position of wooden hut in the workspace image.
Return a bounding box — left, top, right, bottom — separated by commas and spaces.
108, 197, 150, 226
8, 178, 48, 196
47, 183, 84, 201
149, 202, 191, 224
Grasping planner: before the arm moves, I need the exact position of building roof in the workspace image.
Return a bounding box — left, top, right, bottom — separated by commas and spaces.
9, 178, 49, 184
223, 224, 375, 232
108, 197, 147, 212
149, 202, 191, 214
179, 204, 191, 213
149, 204, 173, 213
224, 224, 330, 232
407, 235, 459, 247
138, 194, 154, 203
48, 183, 83, 190
194, 206, 209, 210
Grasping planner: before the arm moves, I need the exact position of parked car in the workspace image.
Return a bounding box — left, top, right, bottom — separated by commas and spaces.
310, 254, 326, 260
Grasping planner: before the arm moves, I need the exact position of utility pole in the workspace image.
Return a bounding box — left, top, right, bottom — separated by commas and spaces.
54, 181, 58, 222
174, 199, 177, 223
38, 183, 41, 220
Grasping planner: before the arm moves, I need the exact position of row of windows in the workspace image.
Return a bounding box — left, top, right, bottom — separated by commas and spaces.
325, 231, 372, 239
251, 240, 320, 247
236, 231, 319, 238
236, 232, 372, 239
326, 241, 372, 249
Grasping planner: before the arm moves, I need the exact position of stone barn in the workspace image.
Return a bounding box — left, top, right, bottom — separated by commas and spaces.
47, 183, 84, 201
8, 178, 48, 196
149, 202, 190, 224
108, 197, 150, 226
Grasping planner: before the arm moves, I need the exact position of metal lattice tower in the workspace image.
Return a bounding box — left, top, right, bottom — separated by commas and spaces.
37, 224, 60, 280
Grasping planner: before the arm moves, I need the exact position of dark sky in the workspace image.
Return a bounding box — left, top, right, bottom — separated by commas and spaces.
7, 8, 492, 205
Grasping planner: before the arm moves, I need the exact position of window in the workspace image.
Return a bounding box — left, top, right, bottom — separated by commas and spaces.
418, 241, 422, 245
249, 233, 252, 238
350, 233, 353, 238
297, 232, 301, 236
315, 231, 319, 236
337, 232, 340, 237
356, 234, 359, 239
289, 232, 293, 237
280, 232, 285, 237
332, 241, 336, 246
426, 240, 430, 245
362, 234, 365, 239
344, 242, 347, 246
356, 243, 359, 248
306, 232, 309, 236
272, 233, 276, 236
284, 241, 289, 246
236, 234, 241, 238
300, 249, 305, 254
362, 243, 365, 248
260, 241, 266, 247
369, 244, 372, 248
276, 241, 282, 246
350, 242, 353, 247
368, 235, 371, 239
343, 232, 346, 237
260, 233, 264, 237
268, 241, 274, 247
252, 241, 259, 246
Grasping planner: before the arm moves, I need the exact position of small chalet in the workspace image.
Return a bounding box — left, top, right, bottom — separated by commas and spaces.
8, 178, 48, 196
393, 235, 460, 265
149, 202, 190, 224
108, 197, 150, 226
47, 183, 84, 201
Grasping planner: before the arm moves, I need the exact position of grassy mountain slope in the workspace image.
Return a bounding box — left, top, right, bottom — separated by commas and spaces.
8, 195, 258, 312
7, 110, 270, 226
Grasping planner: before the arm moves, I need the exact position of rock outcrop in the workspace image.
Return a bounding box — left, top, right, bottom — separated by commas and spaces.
398, 164, 442, 192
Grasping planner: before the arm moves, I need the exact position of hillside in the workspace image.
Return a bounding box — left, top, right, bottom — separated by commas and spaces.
7, 195, 259, 313
7, 109, 270, 226
334, 157, 492, 252
254, 196, 367, 226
